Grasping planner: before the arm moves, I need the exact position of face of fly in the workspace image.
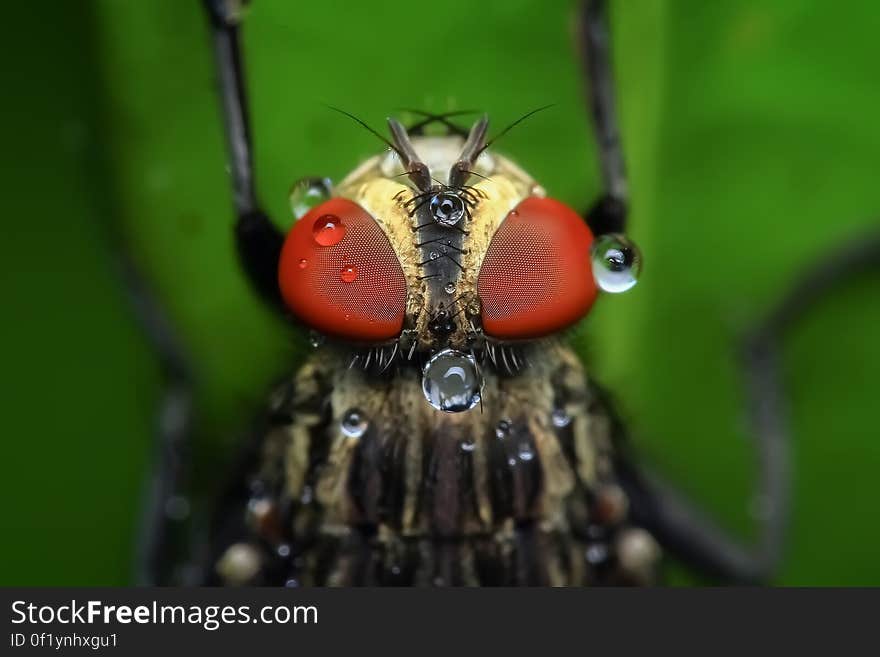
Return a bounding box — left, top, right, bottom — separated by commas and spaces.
277, 117, 602, 412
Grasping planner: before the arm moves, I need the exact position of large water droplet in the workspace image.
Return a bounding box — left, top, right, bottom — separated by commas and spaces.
430, 192, 465, 226
340, 264, 358, 283
341, 408, 368, 438
421, 349, 482, 413
289, 177, 332, 219
591, 233, 642, 293
312, 214, 346, 246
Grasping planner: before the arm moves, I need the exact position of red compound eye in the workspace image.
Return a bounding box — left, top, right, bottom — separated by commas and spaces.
477, 196, 598, 340
278, 198, 407, 342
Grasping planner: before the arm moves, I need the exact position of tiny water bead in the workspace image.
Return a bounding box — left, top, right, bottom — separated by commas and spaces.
551, 408, 572, 428
297, 258, 308, 269
460, 438, 476, 453
421, 348, 482, 412
430, 191, 465, 226
308, 331, 324, 348
591, 233, 642, 293
517, 442, 535, 461
341, 409, 368, 438
312, 214, 346, 246
495, 419, 511, 439
289, 176, 333, 219
444, 282, 456, 294
340, 264, 359, 283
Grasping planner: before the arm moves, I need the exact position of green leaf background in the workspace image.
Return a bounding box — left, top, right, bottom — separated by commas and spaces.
3, 0, 878, 585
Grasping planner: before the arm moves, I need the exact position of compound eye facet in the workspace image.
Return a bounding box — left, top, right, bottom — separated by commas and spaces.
278, 198, 407, 342
477, 196, 598, 340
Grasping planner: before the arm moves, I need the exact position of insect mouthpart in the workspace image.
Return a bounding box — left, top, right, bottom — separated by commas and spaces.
421, 348, 482, 412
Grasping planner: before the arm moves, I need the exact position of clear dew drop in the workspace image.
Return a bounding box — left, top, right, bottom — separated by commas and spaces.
429, 251, 440, 261
444, 282, 456, 294
460, 438, 476, 453
309, 331, 325, 349
495, 419, 511, 439
591, 233, 642, 293
421, 349, 482, 413
340, 264, 359, 283
341, 408, 368, 438
289, 176, 332, 219
430, 192, 465, 226
518, 443, 535, 461
585, 543, 609, 565
312, 214, 346, 246
551, 408, 572, 428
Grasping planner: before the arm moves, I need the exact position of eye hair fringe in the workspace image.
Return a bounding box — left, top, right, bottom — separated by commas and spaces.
346, 335, 528, 378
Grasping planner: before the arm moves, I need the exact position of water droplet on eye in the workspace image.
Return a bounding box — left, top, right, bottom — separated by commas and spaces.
460, 438, 476, 452
518, 443, 535, 461
421, 349, 482, 412
298, 258, 308, 269
429, 251, 439, 260
495, 419, 511, 439
551, 408, 571, 428
312, 214, 346, 246
444, 282, 456, 294
340, 264, 358, 283
289, 176, 332, 219
591, 233, 642, 293
341, 408, 368, 438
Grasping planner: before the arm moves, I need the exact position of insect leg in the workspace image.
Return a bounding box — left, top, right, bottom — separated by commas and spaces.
202, 0, 286, 310
618, 229, 880, 582
124, 253, 195, 585
578, 0, 628, 235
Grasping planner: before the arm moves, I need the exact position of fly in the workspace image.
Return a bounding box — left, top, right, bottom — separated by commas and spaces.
133, 0, 880, 586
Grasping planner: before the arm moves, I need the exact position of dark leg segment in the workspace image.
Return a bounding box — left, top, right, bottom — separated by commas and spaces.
127, 250, 196, 585
202, 0, 285, 310
619, 229, 880, 582
578, 0, 628, 235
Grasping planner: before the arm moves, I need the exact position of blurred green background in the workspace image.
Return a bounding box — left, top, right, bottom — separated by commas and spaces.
2, 0, 878, 585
